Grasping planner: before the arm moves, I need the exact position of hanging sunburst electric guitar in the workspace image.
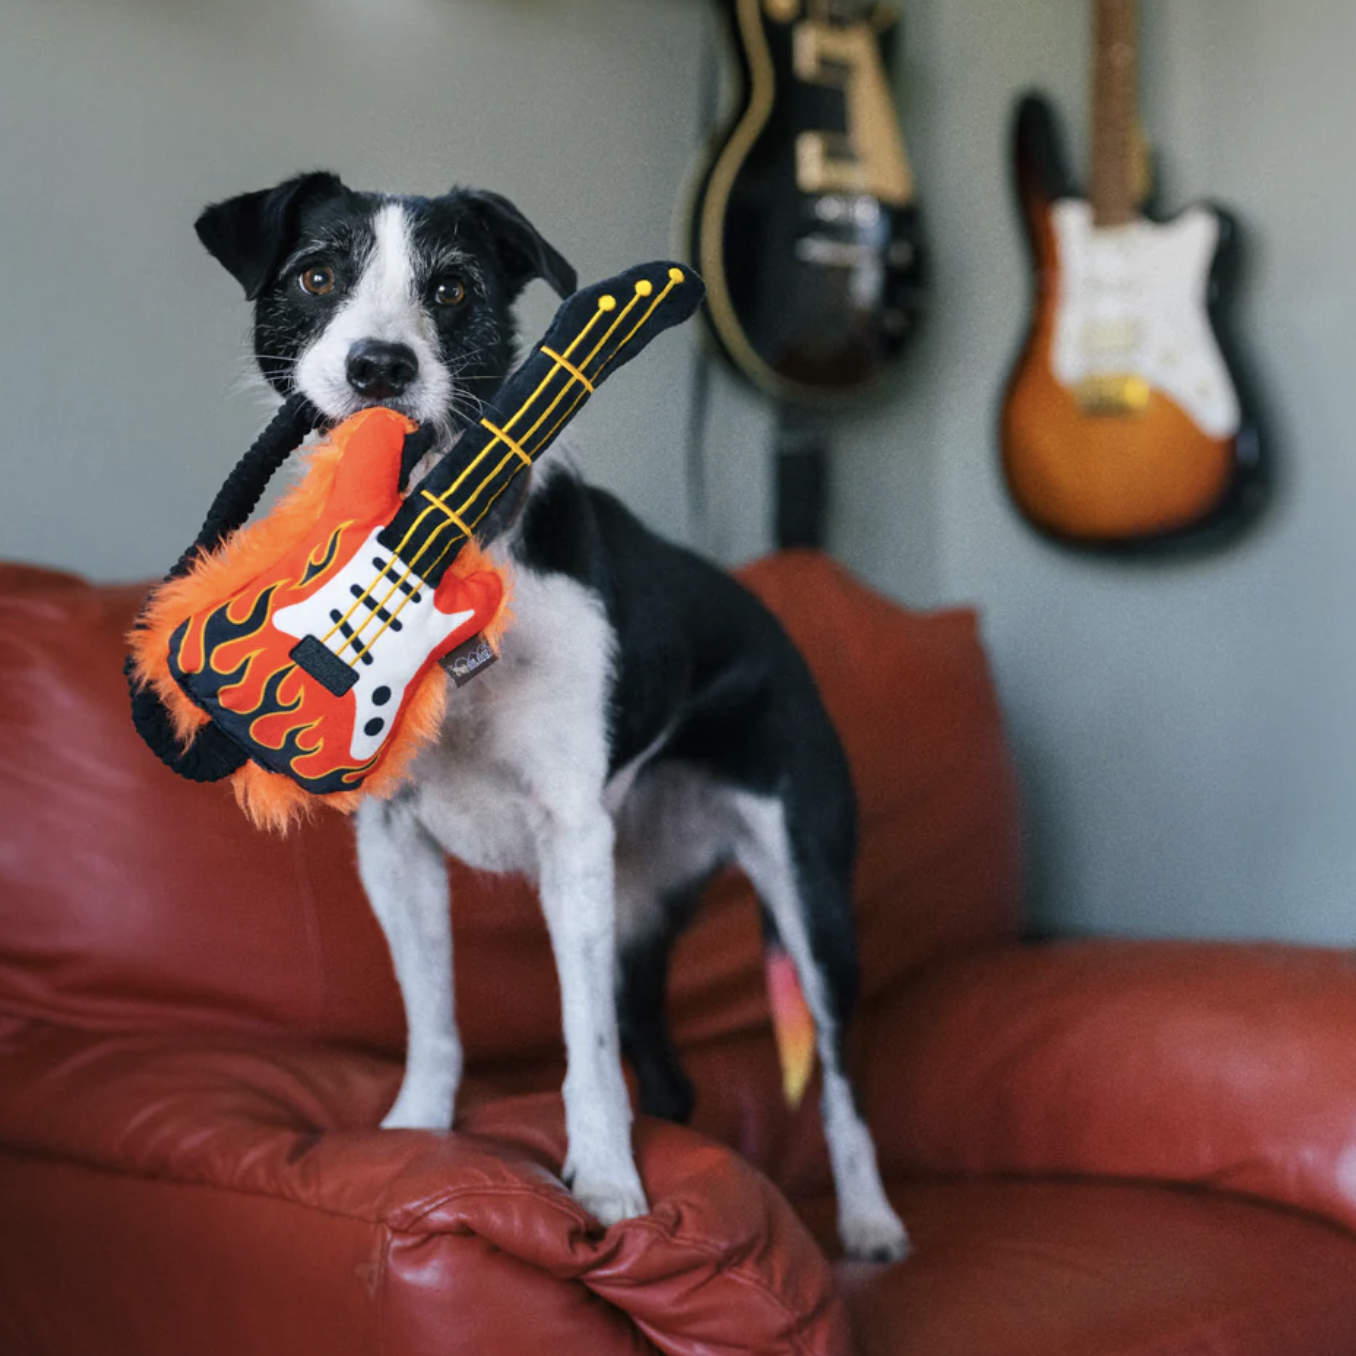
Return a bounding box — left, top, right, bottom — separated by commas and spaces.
1000, 0, 1265, 549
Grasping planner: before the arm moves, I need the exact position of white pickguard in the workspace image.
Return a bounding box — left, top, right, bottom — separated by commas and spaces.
271, 526, 474, 762
1050, 200, 1241, 439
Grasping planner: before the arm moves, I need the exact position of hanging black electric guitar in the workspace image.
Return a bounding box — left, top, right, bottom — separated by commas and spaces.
691, 0, 925, 407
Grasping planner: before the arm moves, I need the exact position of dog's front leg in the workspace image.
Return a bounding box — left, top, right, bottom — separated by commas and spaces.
355, 797, 461, 1130
536, 808, 648, 1227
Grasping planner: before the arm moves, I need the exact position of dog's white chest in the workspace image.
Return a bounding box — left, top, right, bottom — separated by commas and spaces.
407, 563, 617, 876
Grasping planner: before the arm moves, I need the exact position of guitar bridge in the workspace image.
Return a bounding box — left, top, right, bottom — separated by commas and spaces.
291, 634, 358, 697
1074, 374, 1151, 416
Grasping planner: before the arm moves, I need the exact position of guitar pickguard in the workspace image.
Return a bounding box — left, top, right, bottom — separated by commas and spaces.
1050, 200, 1241, 439
270, 527, 480, 762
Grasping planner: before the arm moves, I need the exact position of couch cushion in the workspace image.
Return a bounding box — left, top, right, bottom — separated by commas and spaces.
861, 939, 1356, 1239
813, 1177, 1356, 1356
0, 555, 1020, 1067
0, 1024, 850, 1356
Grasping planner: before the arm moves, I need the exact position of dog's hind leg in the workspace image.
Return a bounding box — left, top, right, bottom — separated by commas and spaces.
614, 875, 706, 1125
612, 764, 738, 1125
730, 789, 911, 1263
355, 795, 461, 1130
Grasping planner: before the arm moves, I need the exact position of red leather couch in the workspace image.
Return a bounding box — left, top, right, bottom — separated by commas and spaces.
3, 552, 1356, 1355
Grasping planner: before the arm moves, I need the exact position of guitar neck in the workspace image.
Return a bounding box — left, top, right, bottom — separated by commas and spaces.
379, 262, 704, 588
1088, 0, 1141, 226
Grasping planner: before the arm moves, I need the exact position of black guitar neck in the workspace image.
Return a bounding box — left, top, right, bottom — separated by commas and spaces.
379, 262, 705, 587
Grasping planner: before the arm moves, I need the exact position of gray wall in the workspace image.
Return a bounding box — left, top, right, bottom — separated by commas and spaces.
4, 0, 1354, 947
0, 0, 708, 579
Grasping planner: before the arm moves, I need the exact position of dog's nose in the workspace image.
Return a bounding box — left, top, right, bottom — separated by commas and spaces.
346, 340, 419, 399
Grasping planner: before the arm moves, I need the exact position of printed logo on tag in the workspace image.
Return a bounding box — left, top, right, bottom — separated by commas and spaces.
442, 633, 498, 687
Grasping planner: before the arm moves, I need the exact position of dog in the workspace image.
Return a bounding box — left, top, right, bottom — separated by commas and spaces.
194, 171, 909, 1261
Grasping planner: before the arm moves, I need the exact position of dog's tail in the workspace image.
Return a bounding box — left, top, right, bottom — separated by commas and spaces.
762, 937, 817, 1110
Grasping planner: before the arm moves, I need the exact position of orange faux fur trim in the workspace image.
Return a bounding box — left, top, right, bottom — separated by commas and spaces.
128, 432, 513, 834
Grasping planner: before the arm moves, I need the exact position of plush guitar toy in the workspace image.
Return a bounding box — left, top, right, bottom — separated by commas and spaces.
129, 261, 705, 831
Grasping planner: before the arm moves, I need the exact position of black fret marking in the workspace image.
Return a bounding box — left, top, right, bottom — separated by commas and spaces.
330, 610, 376, 665
349, 585, 404, 631
372, 557, 421, 602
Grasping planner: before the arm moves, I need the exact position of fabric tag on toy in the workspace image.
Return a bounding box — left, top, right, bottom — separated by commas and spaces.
443, 633, 498, 687
765, 944, 817, 1108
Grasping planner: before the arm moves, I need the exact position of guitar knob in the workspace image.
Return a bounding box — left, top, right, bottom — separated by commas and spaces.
764, 0, 799, 21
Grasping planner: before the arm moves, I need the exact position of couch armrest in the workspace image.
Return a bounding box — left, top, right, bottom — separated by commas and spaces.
0, 1027, 849, 1356
859, 940, 1356, 1235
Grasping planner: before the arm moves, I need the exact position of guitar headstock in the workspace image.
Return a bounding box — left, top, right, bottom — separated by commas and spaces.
533, 261, 705, 393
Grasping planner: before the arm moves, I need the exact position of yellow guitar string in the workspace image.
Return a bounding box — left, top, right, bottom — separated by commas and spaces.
494, 270, 684, 480
336, 287, 648, 659
375, 279, 661, 601
343, 270, 686, 665
389, 296, 618, 558
334, 302, 631, 657
343, 273, 681, 663
316, 297, 612, 652
336, 269, 686, 667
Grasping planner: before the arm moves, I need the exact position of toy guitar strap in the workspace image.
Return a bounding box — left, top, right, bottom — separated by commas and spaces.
129, 262, 704, 828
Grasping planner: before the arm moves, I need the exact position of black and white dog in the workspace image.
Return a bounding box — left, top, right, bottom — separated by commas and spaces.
195, 171, 908, 1261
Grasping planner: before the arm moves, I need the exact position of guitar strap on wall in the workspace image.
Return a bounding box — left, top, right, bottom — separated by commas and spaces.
774, 404, 830, 550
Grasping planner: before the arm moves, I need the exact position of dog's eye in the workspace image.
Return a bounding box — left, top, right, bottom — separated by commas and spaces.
299, 265, 336, 297
435, 277, 467, 307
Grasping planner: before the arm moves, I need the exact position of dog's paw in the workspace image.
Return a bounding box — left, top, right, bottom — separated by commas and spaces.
840, 1207, 911, 1264
571, 1177, 650, 1228
565, 1157, 649, 1228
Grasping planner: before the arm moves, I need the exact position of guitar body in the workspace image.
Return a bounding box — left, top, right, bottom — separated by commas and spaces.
693, 0, 924, 404
165, 409, 504, 795
1001, 94, 1263, 548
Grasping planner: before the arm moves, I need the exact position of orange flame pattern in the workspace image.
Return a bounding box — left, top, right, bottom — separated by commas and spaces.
133, 408, 508, 811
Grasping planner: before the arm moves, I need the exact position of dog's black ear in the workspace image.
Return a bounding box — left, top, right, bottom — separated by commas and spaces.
464, 189, 577, 300
195, 171, 345, 301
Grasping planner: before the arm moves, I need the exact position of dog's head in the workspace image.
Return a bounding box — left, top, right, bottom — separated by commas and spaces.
195, 171, 576, 437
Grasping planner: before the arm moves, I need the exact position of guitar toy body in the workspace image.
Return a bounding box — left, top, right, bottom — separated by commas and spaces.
165, 409, 504, 796
692, 0, 924, 404
1000, 8, 1264, 550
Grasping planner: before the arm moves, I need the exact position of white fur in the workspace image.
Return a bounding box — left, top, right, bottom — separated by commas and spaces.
294, 202, 453, 426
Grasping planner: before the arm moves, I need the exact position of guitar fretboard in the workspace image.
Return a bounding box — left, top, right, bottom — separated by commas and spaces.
377, 264, 698, 592
1089, 0, 1141, 227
